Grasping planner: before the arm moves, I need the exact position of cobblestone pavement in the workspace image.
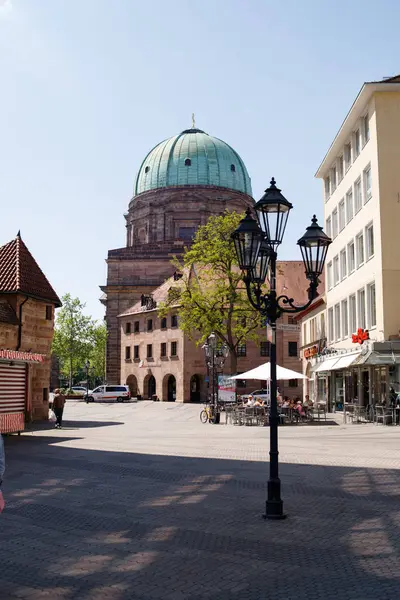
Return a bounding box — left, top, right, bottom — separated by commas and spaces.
2, 401, 400, 599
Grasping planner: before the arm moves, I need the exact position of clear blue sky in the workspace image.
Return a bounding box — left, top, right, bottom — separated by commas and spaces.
0, 0, 398, 319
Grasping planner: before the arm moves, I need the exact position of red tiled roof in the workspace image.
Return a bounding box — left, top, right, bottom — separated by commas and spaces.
0, 234, 61, 306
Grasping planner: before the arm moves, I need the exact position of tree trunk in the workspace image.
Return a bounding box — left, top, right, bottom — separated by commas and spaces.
229, 351, 237, 376
69, 355, 73, 389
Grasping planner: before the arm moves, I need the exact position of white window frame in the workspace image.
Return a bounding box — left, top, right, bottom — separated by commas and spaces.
363, 164, 372, 203
334, 303, 341, 341
340, 248, 347, 280
367, 282, 376, 328
324, 176, 330, 200
331, 166, 337, 192
346, 188, 353, 223
354, 129, 361, 158
344, 142, 352, 172
363, 114, 370, 145
365, 222, 374, 260
338, 199, 345, 232
333, 255, 340, 286
347, 240, 355, 274
327, 261, 333, 290
338, 155, 344, 183
332, 208, 338, 239
357, 288, 366, 330
326, 216, 332, 239
341, 299, 348, 338
349, 294, 357, 334
328, 307, 334, 343
354, 178, 362, 213
356, 231, 364, 268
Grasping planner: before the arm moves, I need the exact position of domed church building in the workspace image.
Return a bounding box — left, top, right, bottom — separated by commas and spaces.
101, 124, 254, 383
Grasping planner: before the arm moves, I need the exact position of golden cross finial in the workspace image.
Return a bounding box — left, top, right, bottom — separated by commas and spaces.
192, 113, 196, 129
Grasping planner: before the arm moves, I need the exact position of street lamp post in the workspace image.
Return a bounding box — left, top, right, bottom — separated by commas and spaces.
202, 333, 229, 424
232, 178, 331, 519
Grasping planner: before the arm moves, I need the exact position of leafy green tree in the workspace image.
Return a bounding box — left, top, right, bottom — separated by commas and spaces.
88, 322, 107, 382
159, 211, 264, 374
52, 294, 96, 388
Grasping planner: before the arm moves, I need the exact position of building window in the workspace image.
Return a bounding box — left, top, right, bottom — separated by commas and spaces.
134, 321, 140, 333
346, 188, 353, 223
341, 299, 348, 338
365, 222, 374, 259
338, 199, 345, 232
340, 248, 347, 280
367, 282, 376, 328
125, 322, 131, 334
303, 323, 307, 346
327, 261, 333, 290
324, 176, 330, 200
230, 164, 236, 172
171, 314, 178, 328
334, 303, 341, 340
354, 129, 361, 158
288, 341, 298, 357
171, 341, 177, 357
332, 208, 338, 239
288, 316, 297, 325
363, 114, 370, 144
147, 319, 153, 332
357, 288, 366, 330
260, 341, 271, 357
354, 178, 362, 213
179, 226, 196, 240
320, 313, 326, 338
338, 156, 344, 182
331, 166, 337, 192
333, 255, 340, 286
348, 240, 355, 273
145, 166, 150, 173
344, 142, 352, 171
147, 344, 153, 359
161, 317, 167, 329
310, 317, 316, 342
185, 158, 191, 166
236, 376, 246, 388
328, 307, 334, 342
288, 379, 298, 388
161, 342, 167, 357
349, 294, 357, 334
364, 165, 372, 202
356, 232, 364, 268
134, 345, 139, 359
237, 344, 246, 357
325, 216, 332, 239
45, 305, 53, 320
125, 346, 131, 360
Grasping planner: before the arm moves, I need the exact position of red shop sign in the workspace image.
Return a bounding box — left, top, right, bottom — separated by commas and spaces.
304, 345, 318, 359
0, 349, 45, 362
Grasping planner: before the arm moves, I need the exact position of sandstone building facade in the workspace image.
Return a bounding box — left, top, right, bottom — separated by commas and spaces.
0, 233, 61, 431
102, 126, 254, 384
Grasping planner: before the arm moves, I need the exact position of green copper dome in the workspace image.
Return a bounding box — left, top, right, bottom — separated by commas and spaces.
134, 128, 252, 196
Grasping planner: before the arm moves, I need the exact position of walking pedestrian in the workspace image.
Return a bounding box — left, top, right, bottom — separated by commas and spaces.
52, 388, 66, 428
0, 434, 5, 513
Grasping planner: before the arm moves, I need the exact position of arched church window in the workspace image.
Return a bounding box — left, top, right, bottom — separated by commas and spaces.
185, 158, 191, 166
230, 164, 236, 172
145, 166, 150, 173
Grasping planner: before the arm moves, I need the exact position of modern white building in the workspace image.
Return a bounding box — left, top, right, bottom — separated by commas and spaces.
313, 75, 400, 409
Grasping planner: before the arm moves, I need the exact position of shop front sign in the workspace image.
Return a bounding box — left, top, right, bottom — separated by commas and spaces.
0, 349, 45, 362
352, 328, 369, 345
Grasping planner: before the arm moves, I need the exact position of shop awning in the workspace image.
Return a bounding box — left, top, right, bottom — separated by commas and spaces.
313, 357, 340, 372
330, 353, 361, 370
361, 352, 400, 365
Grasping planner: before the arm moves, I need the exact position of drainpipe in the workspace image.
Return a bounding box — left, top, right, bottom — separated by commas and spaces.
16, 296, 29, 351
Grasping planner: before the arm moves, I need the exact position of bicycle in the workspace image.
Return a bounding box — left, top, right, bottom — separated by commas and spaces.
200, 403, 213, 423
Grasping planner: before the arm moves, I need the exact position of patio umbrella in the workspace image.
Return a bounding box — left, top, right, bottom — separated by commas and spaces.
231, 362, 307, 381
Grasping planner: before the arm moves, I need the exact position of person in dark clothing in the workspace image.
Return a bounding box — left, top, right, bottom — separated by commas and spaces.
52, 389, 66, 428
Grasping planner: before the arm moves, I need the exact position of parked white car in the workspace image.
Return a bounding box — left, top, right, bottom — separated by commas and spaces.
85, 385, 131, 403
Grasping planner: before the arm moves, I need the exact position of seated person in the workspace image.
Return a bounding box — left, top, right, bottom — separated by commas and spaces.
246, 395, 255, 407
305, 394, 313, 408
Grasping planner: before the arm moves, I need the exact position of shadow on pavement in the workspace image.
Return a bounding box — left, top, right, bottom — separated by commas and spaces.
1, 434, 400, 599
23, 420, 125, 432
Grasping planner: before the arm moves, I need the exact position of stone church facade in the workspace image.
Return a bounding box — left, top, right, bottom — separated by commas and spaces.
101, 127, 254, 384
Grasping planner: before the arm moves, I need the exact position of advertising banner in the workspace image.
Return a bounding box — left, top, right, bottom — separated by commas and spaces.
218, 375, 236, 403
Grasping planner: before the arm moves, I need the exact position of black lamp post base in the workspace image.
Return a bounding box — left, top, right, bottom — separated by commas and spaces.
264, 500, 286, 520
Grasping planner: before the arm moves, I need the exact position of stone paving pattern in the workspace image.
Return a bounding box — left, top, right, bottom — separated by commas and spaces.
1, 401, 400, 599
